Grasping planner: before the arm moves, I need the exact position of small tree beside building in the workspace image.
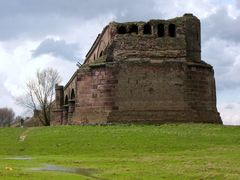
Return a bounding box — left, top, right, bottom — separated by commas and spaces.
16, 68, 61, 126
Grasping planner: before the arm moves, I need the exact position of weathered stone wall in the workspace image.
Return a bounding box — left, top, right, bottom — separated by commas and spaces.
61, 60, 221, 124
55, 84, 64, 109
109, 35, 187, 61
107, 61, 220, 123
52, 85, 64, 124
185, 15, 201, 61
69, 66, 117, 124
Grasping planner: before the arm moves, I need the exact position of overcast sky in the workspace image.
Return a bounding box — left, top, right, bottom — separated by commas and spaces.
0, 0, 239, 125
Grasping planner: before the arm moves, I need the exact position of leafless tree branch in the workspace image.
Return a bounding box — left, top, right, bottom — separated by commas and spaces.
15, 68, 61, 126
0, 107, 15, 127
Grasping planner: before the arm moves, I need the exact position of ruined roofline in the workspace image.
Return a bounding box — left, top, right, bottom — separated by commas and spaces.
63, 70, 78, 91
84, 15, 185, 62
108, 13, 196, 25
83, 13, 200, 64
84, 25, 109, 63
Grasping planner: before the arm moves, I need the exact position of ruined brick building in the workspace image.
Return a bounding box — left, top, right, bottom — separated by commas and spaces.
52, 13, 222, 125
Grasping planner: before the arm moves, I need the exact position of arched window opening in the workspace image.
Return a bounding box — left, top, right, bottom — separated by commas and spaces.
71, 89, 75, 100
118, 26, 126, 34
129, 24, 138, 34
158, 24, 165, 37
143, 23, 152, 34
169, 24, 176, 37
99, 51, 103, 57
93, 54, 95, 60
65, 95, 69, 105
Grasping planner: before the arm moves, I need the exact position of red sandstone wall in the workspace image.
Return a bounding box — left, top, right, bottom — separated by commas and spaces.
66, 61, 220, 124
185, 64, 216, 111
113, 62, 186, 111
107, 61, 221, 123
71, 67, 117, 124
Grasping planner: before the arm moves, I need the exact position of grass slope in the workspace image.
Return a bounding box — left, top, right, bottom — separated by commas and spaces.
0, 124, 239, 179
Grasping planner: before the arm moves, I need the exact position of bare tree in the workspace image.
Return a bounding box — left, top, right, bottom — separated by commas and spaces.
0, 108, 15, 127
16, 68, 61, 126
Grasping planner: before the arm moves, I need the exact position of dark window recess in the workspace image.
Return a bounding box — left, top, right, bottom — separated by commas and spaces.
143, 23, 152, 34
99, 51, 103, 57
158, 24, 164, 37
118, 26, 127, 34
65, 95, 68, 105
168, 24, 176, 37
129, 24, 138, 34
71, 89, 75, 99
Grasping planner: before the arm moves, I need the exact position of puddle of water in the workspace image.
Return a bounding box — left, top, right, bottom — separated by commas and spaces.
4, 156, 32, 160
30, 164, 105, 180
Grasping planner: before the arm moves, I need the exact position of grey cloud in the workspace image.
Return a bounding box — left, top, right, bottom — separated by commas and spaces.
0, 74, 7, 98
32, 38, 80, 61
0, 0, 160, 40
225, 104, 234, 110
200, 6, 240, 91
0, 0, 239, 42
0, 0, 159, 19
202, 7, 240, 42
236, 0, 240, 8
0, 74, 12, 104
0, 15, 73, 41
202, 37, 240, 91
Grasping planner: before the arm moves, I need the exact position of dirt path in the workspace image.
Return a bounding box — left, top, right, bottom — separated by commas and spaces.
19, 128, 33, 142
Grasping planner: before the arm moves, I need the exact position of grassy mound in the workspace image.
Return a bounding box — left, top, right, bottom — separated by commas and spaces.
0, 124, 239, 179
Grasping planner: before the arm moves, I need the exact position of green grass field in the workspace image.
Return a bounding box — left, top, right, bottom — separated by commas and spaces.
0, 124, 239, 179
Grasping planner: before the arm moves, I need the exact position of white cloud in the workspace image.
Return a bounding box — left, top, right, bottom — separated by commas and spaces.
62, 13, 116, 60
0, 14, 115, 117
202, 37, 240, 90
218, 102, 240, 125
0, 41, 76, 116
202, 7, 240, 42
163, 1, 211, 17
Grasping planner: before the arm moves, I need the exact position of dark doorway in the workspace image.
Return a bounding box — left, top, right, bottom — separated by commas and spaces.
169, 24, 176, 37
118, 26, 127, 34
143, 23, 152, 34
129, 24, 138, 34
158, 24, 165, 37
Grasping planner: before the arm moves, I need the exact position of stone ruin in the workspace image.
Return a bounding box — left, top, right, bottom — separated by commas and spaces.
52, 13, 222, 125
